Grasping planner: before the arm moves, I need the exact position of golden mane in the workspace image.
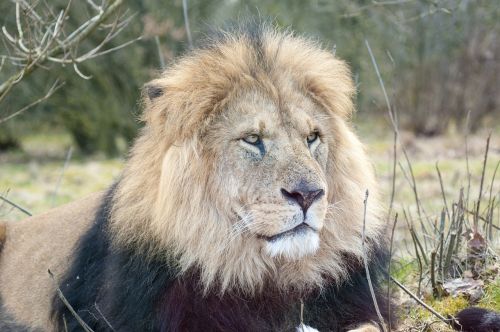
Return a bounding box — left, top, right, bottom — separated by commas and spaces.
109, 24, 385, 294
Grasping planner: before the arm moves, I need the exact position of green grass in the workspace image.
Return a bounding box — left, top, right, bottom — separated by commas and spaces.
479, 278, 500, 311
0, 132, 122, 220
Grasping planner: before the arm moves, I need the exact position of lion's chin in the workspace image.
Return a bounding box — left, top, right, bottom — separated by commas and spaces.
263, 230, 320, 260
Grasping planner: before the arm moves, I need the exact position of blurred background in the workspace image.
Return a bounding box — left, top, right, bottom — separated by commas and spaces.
1, 1, 499, 155
0, 1, 499, 329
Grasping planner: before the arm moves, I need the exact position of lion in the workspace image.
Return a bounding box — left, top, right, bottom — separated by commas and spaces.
0, 23, 395, 331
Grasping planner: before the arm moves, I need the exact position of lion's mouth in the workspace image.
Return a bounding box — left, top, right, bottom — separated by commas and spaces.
258, 222, 317, 242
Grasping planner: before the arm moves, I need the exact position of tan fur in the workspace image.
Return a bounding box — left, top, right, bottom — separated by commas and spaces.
110, 26, 384, 294
0, 192, 103, 329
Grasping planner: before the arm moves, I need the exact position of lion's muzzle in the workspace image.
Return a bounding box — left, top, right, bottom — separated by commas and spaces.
280, 186, 325, 217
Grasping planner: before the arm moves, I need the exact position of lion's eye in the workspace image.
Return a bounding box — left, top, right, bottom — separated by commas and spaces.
242, 134, 261, 145
241, 134, 265, 156
307, 132, 319, 145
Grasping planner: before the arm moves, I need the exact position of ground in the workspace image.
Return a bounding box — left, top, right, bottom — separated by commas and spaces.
1, 119, 499, 331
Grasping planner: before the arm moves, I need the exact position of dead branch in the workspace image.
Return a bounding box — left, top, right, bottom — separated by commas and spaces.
182, 0, 193, 49
361, 190, 388, 332
0, 79, 63, 124
48, 269, 94, 332
0, 194, 32, 216
0, 0, 139, 121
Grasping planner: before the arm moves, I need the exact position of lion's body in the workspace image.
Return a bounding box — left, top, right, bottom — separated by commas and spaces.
0, 193, 103, 330
1, 23, 396, 331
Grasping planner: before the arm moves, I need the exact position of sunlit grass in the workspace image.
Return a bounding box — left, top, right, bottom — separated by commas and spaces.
0, 132, 123, 220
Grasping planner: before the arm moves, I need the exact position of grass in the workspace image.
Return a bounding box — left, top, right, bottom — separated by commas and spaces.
0, 157, 122, 220
0, 132, 123, 220
479, 278, 500, 311
363, 122, 500, 330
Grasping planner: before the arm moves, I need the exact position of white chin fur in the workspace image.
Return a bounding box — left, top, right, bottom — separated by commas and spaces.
264, 230, 320, 260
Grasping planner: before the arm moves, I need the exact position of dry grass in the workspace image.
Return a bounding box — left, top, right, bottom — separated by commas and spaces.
360, 119, 500, 331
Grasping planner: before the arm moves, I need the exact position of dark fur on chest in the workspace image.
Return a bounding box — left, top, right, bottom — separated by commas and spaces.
51, 186, 394, 331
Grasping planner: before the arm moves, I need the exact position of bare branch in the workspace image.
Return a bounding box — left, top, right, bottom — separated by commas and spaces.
0, 80, 64, 124
361, 190, 388, 332
182, 0, 193, 49
390, 276, 452, 324
0, 0, 138, 118
51, 147, 73, 207
365, 39, 397, 133
0, 56, 5, 72
48, 269, 95, 332
0, 194, 32, 216
475, 133, 491, 231
73, 63, 92, 80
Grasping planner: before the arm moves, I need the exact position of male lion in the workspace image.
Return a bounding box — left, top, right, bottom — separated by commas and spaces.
0, 24, 394, 331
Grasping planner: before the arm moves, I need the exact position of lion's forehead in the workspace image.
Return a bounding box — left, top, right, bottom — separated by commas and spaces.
221, 89, 327, 138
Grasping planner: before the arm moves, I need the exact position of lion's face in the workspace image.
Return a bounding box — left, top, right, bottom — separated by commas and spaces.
210, 90, 329, 260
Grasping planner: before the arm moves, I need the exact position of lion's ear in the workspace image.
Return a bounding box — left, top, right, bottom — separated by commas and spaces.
141, 81, 169, 125
146, 85, 164, 100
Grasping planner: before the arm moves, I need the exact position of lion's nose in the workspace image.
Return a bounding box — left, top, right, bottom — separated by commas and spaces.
281, 186, 325, 215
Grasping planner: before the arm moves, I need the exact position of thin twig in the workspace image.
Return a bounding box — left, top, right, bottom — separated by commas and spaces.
487, 161, 500, 213
444, 231, 456, 274
438, 209, 445, 279
388, 131, 397, 220
154, 35, 165, 69
436, 162, 450, 221
464, 111, 471, 210
361, 190, 387, 332
402, 149, 423, 223
365, 39, 397, 132
94, 303, 116, 332
0, 79, 64, 124
78, 36, 142, 61
404, 210, 424, 296
475, 133, 491, 231
48, 269, 94, 332
464, 209, 500, 230
182, 0, 193, 49
430, 249, 438, 298
390, 276, 452, 324
387, 213, 398, 331
0, 194, 32, 216
487, 198, 496, 241
454, 189, 465, 255
51, 146, 73, 207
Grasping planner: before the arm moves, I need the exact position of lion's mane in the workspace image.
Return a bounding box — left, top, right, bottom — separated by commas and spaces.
109, 24, 384, 294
